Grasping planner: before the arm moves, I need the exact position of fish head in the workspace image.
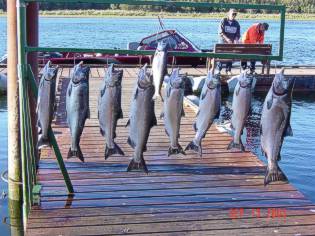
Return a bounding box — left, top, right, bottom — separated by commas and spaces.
157, 40, 168, 51
71, 61, 90, 84
238, 70, 254, 88
137, 64, 153, 89
105, 64, 123, 87
206, 71, 221, 89
272, 68, 294, 95
43, 61, 58, 81
170, 68, 185, 89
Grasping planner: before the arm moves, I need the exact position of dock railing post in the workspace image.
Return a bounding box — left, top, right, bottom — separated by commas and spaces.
27, 66, 75, 194
279, 6, 286, 60
7, 0, 24, 234
17, 0, 31, 228
26, 2, 39, 166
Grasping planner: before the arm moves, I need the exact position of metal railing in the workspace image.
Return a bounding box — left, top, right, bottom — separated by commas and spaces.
17, 61, 74, 225
16, 0, 286, 226
20, 0, 286, 61
17, 0, 75, 225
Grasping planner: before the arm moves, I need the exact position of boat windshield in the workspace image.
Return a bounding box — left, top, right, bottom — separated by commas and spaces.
148, 34, 180, 49
140, 29, 200, 51
176, 30, 201, 52
141, 30, 174, 45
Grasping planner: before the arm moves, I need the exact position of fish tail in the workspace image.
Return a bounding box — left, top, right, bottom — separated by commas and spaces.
264, 166, 288, 186
67, 146, 84, 162
37, 135, 51, 150
127, 155, 148, 173
168, 144, 186, 157
185, 141, 202, 157
104, 142, 125, 160
227, 140, 245, 152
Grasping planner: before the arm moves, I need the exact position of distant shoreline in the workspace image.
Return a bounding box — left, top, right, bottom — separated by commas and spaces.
1, 10, 315, 20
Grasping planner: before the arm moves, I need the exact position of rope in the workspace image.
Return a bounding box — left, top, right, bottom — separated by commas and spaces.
139, 56, 142, 68
2, 216, 23, 228
1, 170, 23, 185
2, 217, 9, 226
1, 170, 8, 183
158, 15, 165, 30
171, 56, 175, 70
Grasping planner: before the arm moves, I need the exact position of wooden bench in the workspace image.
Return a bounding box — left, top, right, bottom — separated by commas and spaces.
208, 44, 272, 74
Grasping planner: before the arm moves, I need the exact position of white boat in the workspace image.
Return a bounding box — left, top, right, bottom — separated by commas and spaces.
0, 73, 7, 94
186, 95, 200, 106
190, 76, 206, 93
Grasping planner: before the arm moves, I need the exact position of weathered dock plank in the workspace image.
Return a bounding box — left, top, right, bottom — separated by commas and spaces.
26, 66, 315, 236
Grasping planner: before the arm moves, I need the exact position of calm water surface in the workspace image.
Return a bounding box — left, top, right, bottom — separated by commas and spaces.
0, 17, 314, 65
0, 16, 315, 235
0, 96, 9, 236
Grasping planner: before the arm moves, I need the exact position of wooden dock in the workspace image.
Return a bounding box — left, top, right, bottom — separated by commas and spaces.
25, 66, 315, 235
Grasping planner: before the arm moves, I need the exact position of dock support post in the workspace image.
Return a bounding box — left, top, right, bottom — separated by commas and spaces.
7, 0, 24, 234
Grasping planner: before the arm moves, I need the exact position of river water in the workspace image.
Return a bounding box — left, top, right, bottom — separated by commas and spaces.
0, 17, 315, 235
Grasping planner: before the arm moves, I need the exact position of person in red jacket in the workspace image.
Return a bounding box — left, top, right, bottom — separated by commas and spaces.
241, 22, 269, 73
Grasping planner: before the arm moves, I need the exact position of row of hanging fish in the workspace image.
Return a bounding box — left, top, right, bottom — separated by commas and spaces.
36, 60, 90, 163
226, 68, 295, 185
183, 68, 294, 186
36, 43, 294, 186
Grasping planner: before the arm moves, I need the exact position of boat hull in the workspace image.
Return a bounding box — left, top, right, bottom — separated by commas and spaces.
41, 54, 206, 67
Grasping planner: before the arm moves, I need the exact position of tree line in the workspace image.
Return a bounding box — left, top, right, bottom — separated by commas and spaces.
1, 0, 315, 13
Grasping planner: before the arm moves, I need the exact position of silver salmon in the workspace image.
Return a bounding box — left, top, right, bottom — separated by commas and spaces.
185, 71, 221, 156
98, 64, 124, 160
227, 71, 254, 151
162, 68, 185, 156
152, 41, 168, 101
260, 68, 294, 185
36, 61, 59, 149
127, 64, 157, 173
66, 61, 90, 162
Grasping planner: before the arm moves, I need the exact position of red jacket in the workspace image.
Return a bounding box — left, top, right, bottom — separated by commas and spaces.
242, 23, 265, 44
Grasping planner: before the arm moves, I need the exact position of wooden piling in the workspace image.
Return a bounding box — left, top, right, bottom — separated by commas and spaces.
7, 0, 22, 204
7, 0, 23, 233
8, 199, 24, 236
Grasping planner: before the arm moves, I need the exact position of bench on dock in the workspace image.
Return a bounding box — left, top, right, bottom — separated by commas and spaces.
208, 44, 272, 74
